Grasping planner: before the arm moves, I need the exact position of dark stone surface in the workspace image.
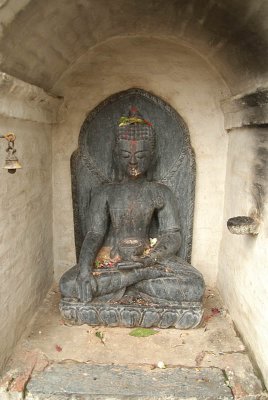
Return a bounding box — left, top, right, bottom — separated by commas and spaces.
72, 89, 195, 263
60, 90, 205, 327
26, 363, 233, 400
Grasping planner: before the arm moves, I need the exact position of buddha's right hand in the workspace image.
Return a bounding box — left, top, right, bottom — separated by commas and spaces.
76, 269, 93, 302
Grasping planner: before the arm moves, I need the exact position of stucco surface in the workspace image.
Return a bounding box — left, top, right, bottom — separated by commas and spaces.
52, 37, 229, 286
218, 127, 268, 387
0, 114, 54, 372
0, 0, 267, 93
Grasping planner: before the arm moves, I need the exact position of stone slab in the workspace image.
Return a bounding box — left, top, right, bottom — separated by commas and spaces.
60, 298, 203, 329
4, 288, 266, 399
26, 363, 233, 400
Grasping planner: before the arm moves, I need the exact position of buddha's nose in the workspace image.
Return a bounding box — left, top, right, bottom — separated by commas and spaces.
129, 153, 138, 166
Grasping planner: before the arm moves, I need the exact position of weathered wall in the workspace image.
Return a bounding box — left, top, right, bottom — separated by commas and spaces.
52, 37, 229, 285
0, 73, 58, 372
218, 126, 268, 386
0, 0, 267, 95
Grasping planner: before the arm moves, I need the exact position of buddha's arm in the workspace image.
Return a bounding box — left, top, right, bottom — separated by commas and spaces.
131, 186, 181, 267
150, 186, 181, 262
78, 188, 109, 276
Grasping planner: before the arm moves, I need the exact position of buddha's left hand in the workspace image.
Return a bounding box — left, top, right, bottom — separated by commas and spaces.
117, 261, 143, 270
131, 255, 154, 267
116, 255, 154, 269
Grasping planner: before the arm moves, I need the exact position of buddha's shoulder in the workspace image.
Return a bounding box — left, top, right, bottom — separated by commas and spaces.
92, 182, 124, 196
91, 183, 112, 197
149, 181, 174, 196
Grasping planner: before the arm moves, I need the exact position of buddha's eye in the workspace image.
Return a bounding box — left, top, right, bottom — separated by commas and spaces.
135, 152, 148, 159
120, 151, 130, 158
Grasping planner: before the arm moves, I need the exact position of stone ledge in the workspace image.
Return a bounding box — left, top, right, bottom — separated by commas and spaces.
222, 87, 268, 130
0, 72, 62, 123
60, 298, 203, 329
25, 363, 233, 400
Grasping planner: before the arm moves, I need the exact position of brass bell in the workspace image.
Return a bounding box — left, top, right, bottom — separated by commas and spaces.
3, 157, 22, 174
3, 140, 22, 174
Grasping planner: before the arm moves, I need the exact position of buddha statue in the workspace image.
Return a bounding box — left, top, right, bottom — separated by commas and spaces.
60, 106, 205, 328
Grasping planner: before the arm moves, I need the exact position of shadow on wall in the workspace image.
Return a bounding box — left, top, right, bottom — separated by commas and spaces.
252, 127, 268, 221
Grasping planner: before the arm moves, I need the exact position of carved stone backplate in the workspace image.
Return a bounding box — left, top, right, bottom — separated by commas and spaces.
71, 88, 196, 263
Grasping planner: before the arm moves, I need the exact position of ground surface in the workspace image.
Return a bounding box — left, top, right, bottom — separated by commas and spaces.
0, 287, 267, 399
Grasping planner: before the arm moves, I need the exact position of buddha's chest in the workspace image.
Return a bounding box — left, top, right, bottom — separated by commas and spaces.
107, 184, 160, 229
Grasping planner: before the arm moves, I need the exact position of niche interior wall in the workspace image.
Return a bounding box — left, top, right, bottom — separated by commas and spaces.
0, 73, 60, 371
219, 93, 268, 385
52, 36, 229, 287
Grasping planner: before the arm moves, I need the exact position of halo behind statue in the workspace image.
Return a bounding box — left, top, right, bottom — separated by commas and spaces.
71, 88, 195, 263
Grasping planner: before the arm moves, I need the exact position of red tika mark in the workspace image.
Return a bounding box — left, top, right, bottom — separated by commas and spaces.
55, 344, 62, 352
130, 106, 138, 114
131, 140, 137, 153
211, 308, 220, 315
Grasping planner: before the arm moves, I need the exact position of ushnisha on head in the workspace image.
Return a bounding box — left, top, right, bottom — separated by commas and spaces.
115, 106, 156, 179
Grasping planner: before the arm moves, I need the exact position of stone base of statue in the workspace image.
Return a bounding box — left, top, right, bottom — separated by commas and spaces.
59, 298, 203, 329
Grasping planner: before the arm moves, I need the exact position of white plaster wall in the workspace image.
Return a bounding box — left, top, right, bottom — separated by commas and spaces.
52, 36, 229, 285
0, 116, 53, 371
218, 127, 268, 387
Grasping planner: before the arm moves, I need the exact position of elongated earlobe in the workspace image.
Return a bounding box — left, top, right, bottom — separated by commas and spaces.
146, 153, 156, 181
112, 147, 124, 182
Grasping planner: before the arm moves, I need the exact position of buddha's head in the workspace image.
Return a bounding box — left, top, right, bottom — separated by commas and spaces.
114, 106, 156, 180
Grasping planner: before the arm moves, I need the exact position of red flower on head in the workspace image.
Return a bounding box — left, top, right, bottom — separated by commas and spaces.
144, 119, 152, 127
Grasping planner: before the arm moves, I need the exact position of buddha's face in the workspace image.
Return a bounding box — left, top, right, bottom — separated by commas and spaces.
118, 139, 152, 178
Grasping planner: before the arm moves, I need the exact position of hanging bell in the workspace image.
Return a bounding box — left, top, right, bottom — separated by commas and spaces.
3, 141, 22, 174
3, 158, 22, 174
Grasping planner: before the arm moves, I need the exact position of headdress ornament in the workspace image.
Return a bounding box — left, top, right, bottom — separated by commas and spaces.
117, 106, 155, 146
118, 106, 152, 127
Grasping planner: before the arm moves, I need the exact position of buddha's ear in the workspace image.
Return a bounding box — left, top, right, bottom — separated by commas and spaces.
147, 151, 157, 181
112, 145, 123, 182
117, 167, 124, 182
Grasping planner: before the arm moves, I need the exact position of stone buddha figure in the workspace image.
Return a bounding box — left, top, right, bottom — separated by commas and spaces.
60, 106, 205, 329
